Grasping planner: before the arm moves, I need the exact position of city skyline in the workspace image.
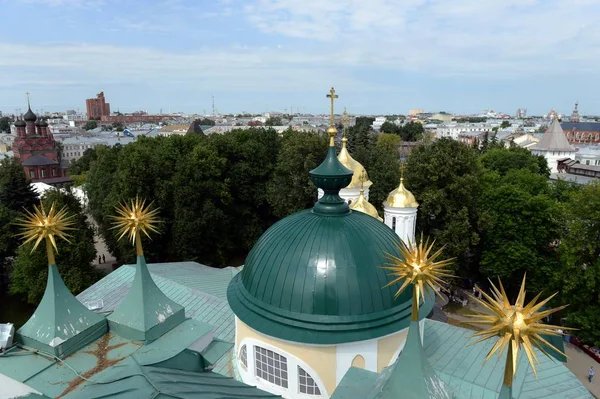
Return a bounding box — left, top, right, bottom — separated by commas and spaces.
1, 0, 599, 115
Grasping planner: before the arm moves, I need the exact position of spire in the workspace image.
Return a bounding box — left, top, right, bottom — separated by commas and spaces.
310, 88, 353, 216
15, 203, 107, 358
373, 236, 454, 398
107, 197, 184, 342
535, 118, 574, 152
385, 163, 418, 208
350, 171, 381, 220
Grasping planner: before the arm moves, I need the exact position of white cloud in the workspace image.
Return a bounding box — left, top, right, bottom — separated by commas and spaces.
244, 0, 600, 77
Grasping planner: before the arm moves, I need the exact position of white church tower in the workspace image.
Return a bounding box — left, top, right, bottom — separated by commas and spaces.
383, 166, 419, 244
531, 118, 575, 173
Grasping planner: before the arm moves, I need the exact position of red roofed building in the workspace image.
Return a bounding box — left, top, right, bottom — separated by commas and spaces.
12, 103, 71, 186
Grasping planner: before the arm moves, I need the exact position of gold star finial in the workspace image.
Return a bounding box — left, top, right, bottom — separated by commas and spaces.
465, 275, 573, 387
17, 202, 75, 265
382, 234, 454, 320
111, 196, 160, 256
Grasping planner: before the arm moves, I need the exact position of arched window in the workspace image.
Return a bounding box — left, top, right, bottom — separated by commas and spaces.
254, 346, 288, 388
298, 366, 321, 395
351, 355, 365, 369
392, 217, 396, 230
239, 345, 247, 369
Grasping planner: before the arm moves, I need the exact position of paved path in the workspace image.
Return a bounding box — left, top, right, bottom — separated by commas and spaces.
564, 342, 599, 398
87, 215, 117, 273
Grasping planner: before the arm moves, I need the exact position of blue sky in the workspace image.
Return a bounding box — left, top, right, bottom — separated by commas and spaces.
1, 0, 599, 116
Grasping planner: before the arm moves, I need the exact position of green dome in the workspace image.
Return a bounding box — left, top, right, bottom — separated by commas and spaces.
227, 209, 434, 345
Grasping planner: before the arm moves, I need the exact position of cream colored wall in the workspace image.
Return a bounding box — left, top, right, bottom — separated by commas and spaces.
377, 328, 408, 371
236, 318, 338, 395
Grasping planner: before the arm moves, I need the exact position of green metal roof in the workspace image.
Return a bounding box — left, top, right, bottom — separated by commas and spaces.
107, 256, 185, 342
309, 145, 353, 216
332, 320, 592, 399
67, 356, 279, 399
228, 208, 431, 344
370, 320, 453, 398
77, 262, 237, 377
423, 320, 592, 399
16, 264, 108, 359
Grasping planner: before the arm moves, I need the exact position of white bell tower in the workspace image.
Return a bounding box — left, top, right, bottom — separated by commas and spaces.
383, 165, 419, 244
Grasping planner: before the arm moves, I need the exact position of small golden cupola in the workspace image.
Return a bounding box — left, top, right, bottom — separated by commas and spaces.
350, 171, 382, 221
338, 133, 373, 190
384, 163, 419, 245
385, 164, 418, 208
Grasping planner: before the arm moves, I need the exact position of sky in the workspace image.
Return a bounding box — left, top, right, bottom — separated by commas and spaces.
1, 0, 599, 116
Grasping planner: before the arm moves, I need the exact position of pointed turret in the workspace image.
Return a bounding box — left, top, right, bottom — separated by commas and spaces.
107, 197, 184, 342
531, 118, 576, 173
15, 203, 107, 358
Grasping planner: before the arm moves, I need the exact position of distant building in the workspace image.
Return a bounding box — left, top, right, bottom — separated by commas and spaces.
61, 135, 135, 162
408, 109, 423, 116
562, 121, 600, 145
12, 104, 70, 185
371, 116, 386, 131
435, 122, 493, 140
531, 119, 576, 173
86, 92, 111, 120
569, 102, 581, 123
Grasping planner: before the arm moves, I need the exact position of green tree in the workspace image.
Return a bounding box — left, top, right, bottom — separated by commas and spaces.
0, 158, 38, 212
196, 118, 216, 126
559, 182, 600, 345
10, 189, 100, 304
265, 116, 283, 126
83, 120, 98, 130
500, 121, 510, 129
380, 121, 399, 134
405, 139, 483, 274
0, 117, 11, 133
478, 169, 563, 295
69, 147, 98, 175
368, 134, 401, 211
479, 147, 548, 177
399, 121, 424, 141
267, 131, 327, 217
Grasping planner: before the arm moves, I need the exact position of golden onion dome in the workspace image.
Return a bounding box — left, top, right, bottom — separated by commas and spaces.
350, 189, 382, 221
385, 177, 418, 208
338, 137, 373, 189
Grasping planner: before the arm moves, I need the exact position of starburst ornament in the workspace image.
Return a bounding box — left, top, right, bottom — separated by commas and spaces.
466, 275, 571, 387
17, 202, 74, 265
111, 197, 160, 256
382, 235, 454, 320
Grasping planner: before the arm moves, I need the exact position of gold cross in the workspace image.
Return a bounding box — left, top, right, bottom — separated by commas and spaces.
400, 162, 406, 179
360, 170, 367, 190
326, 87, 338, 127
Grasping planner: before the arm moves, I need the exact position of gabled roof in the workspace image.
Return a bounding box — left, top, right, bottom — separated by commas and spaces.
22, 154, 58, 166
534, 119, 575, 152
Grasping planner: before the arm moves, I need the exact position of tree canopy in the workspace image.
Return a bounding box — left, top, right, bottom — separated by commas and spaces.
83, 120, 98, 131
0, 117, 11, 133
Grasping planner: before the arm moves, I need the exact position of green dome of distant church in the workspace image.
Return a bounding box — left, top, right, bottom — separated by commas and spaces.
228, 141, 434, 345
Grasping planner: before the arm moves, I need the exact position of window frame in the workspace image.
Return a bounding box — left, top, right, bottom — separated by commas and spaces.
239, 344, 247, 369
254, 345, 289, 389
298, 365, 321, 396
